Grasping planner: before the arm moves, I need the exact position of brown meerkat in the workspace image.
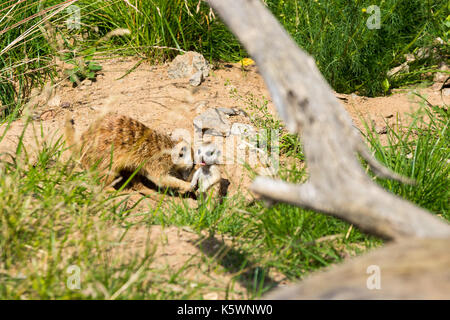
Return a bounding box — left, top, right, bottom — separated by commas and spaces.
65, 113, 194, 193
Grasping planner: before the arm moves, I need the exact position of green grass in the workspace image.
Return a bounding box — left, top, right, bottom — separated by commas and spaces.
0, 93, 449, 299
79, 0, 244, 62
267, 0, 449, 96
1, 0, 448, 116
362, 100, 450, 218
0, 0, 244, 116
0, 0, 449, 300
0, 115, 225, 299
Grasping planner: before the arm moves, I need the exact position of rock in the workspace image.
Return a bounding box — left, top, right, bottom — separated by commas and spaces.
193, 108, 231, 136
61, 101, 71, 109
443, 88, 450, 96
193, 107, 249, 137
434, 37, 444, 45
195, 101, 209, 114
387, 62, 409, 77
404, 53, 415, 63
167, 51, 210, 81
231, 123, 256, 136
189, 70, 203, 87
81, 79, 92, 86
216, 107, 248, 117
415, 47, 432, 60
375, 125, 387, 134
433, 62, 449, 84
203, 292, 218, 300
47, 95, 61, 108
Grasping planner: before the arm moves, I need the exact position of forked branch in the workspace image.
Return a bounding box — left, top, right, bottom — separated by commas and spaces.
206, 0, 450, 240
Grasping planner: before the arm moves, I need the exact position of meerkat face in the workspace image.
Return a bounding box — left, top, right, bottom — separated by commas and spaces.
195, 142, 221, 166
171, 140, 193, 172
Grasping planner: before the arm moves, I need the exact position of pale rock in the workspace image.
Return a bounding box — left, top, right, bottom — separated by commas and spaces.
375, 125, 387, 134
387, 62, 409, 77
193, 108, 231, 136
81, 79, 92, 86
203, 292, 218, 300
189, 70, 203, 87
47, 95, 61, 108
167, 51, 210, 81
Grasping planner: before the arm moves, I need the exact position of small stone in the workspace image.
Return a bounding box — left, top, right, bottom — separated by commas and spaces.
81, 79, 92, 86
415, 47, 431, 60
193, 108, 231, 136
387, 62, 409, 77
189, 70, 203, 87
167, 51, 210, 80
47, 95, 61, 108
404, 53, 415, 63
375, 125, 387, 134
61, 102, 71, 109
384, 114, 394, 119
203, 292, 219, 300
434, 37, 444, 45
442, 88, 450, 96
31, 113, 41, 121
433, 62, 449, 84
216, 107, 247, 117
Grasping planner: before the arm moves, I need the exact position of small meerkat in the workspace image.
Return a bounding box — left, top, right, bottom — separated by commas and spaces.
190, 142, 222, 193
65, 113, 194, 193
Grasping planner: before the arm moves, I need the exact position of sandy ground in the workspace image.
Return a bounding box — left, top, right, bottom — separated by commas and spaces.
1, 57, 448, 297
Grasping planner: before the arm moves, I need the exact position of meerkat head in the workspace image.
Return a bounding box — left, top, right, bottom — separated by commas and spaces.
195, 142, 221, 166
171, 139, 193, 173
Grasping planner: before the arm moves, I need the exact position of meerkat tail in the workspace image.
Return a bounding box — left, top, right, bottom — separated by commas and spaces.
64, 113, 77, 149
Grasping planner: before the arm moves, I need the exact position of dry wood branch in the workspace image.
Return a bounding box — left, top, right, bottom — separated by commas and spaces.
264, 238, 450, 299
206, 0, 450, 240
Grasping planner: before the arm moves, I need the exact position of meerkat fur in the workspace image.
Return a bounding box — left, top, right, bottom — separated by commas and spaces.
190, 141, 222, 193
65, 112, 194, 193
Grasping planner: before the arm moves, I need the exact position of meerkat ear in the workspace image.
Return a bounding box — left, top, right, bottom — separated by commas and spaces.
173, 137, 183, 144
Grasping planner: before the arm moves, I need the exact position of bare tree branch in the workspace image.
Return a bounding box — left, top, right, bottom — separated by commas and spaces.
264, 238, 450, 299
206, 0, 450, 240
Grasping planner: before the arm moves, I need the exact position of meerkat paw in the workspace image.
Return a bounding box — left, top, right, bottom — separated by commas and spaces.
190, 180, 198, 191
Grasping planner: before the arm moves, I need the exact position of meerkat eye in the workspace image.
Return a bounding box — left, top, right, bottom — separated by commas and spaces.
179, 152, 184, 158
207, 151, 213, 157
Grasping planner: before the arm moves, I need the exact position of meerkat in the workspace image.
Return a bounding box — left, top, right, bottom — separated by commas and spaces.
65, 113, 194, 193
190, 141, 222, 193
